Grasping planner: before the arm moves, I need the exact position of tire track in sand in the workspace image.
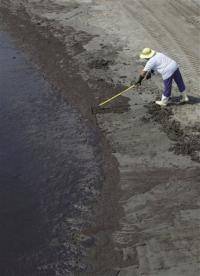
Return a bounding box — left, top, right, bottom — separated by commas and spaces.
123, 0, 200, 94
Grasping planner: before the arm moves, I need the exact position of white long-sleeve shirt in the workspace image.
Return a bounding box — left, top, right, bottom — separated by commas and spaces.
144, 52, 178, 80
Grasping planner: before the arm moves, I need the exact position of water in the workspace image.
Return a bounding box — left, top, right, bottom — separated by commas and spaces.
0, 31, 103, 274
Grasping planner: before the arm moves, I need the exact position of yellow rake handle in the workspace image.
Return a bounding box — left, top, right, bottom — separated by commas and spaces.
99, 84, 136, 107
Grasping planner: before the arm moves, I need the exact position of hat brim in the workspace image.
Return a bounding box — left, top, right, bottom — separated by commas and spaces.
140, 50, 155, 59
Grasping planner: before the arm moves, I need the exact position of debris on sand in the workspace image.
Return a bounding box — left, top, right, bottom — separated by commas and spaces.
89, 58, 113, 70
170, 133, 200, 162
146, 103, 200, 162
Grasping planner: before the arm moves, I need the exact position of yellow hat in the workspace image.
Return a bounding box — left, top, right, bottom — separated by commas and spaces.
140, 48, 155, 59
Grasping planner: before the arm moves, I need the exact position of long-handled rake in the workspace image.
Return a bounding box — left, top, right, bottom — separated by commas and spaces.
91, 84, 136, 114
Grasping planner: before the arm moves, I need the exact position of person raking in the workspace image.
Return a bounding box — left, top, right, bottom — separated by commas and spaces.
135, 48, 189, 106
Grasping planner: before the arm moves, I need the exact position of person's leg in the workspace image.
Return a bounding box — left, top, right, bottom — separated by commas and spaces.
173, 68, 185, 92
163, 76, 173, 98
173, 68, 189, 102
155, 76, 172, 106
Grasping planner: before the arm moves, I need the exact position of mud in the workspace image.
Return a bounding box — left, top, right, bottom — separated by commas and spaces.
88, 58, 114, 70
147, 103, 200, 162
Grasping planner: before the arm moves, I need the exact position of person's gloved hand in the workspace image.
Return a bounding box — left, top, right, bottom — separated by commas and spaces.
135, 80, 142, 86
145, 70, 155, 80
135, 75, 144, 86
145, 71, 151, 80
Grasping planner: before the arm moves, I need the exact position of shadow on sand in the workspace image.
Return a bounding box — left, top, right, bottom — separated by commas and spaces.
169, 95, 200, 106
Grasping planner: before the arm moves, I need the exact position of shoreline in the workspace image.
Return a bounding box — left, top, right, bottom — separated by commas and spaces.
0, 7, 123, 275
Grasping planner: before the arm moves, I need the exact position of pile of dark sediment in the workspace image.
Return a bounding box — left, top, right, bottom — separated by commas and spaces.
146, 103, 200, 162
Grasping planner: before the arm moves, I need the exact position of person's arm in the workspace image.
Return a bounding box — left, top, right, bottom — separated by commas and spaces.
135, 69, 151, 85
134, 58, 155, 86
